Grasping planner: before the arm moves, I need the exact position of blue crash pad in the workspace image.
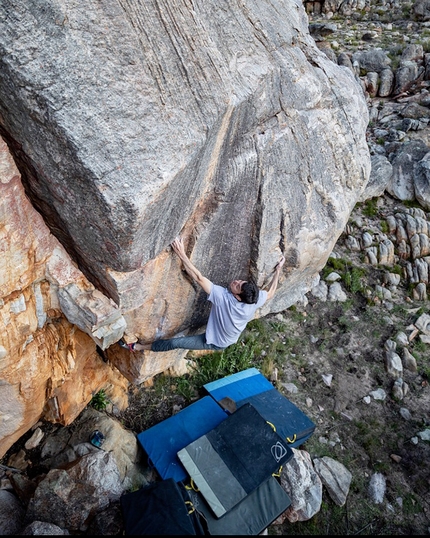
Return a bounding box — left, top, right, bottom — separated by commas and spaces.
203, 367, 273, 402
137, 395, 228, 482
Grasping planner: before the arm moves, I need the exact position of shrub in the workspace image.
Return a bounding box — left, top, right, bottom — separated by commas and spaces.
90, 389, 110, 411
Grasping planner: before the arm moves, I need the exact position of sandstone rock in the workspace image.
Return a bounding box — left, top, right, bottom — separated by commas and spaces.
379, 68, 395, 97
0, 138, 130, 459
24, 428, 44, 451
358, 154, 393, 202
385, 350, 403, 378
414, 152, 430, 210
327, 281, 348, 302
352, 49, 391, 73
400, 44, 424, 63
393, 61, 421, 95
387, 140, 429, 200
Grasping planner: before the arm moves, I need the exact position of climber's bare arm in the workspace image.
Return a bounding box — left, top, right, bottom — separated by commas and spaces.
171, 237, 212, 294
266, 255, 286, 301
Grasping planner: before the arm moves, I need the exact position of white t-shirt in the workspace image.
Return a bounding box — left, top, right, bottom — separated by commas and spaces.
205, 284, 268, 348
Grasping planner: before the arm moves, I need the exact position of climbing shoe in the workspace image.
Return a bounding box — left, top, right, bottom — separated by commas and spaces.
118, 338, 136, 352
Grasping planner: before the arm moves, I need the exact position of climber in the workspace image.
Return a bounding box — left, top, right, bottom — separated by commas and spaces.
118, 236, 285, 353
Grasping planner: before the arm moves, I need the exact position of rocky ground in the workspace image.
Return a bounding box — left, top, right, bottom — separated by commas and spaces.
265, 194, 430, 534
117, 192, 430, 535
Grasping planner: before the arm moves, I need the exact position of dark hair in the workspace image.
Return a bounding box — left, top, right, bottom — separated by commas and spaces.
239, 281, 259, 304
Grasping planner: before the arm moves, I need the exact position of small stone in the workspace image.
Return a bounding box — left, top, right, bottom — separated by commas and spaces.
399, 408, 412, 420
322, 374, 333, 386
172, 404, 182, 414
369, 388, 386, 400
417, 429, 430, 442
24, 427, 44, 450
281, 383, 298, 394
7, 450, 30, 471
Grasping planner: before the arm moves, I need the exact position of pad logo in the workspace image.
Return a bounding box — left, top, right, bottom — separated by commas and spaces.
271, 441, 288, 462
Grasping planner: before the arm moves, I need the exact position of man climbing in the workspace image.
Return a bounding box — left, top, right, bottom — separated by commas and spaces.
119, 236, 285, 352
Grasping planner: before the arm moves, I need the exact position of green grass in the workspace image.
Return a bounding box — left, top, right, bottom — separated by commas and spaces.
322, 257, 346, 277
390, 264, 403, 275
362, 198, 379, 217
412, 338, 427, 355
175, 377, 198, 401
402, 4, 411, 17
411, 340, 430, 378
402, 493, 423, 516
322, 257, 367, 295
341, 298, 355, 312
380, 220, 389, 233
287, 304, 307, 323
337, 313, 354, 331
187, 340, 257, 390
355, 417, 388, 455
343, 266, 367, 293
270, 320, 287, 332
403, 199, 423, 210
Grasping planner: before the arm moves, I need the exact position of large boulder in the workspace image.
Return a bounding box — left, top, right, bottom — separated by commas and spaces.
0, 0, 370, 324
0, 0, 370, 457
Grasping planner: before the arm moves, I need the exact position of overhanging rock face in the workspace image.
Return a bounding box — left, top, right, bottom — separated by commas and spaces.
0, 0, 370, 345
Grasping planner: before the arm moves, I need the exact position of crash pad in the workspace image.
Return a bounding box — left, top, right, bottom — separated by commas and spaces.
177, 403, 293, 518
137, 395, 228, 482
204, 368, 315, 447
120, 478, 205, 535
185, 475, 291, 535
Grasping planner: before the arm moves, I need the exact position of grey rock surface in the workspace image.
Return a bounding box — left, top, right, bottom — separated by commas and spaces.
24, 468, 101, 532
0, 0, 370, 339
0, 489, 26, 535
387, 140, 429, 201
368, 472, 386, 504
352, 49, 392, 73
358, 153, 393, 201
313, 455, 352, 506
414, 152, 430, 210
280, 448, 323, 522
21, 520, 70, 535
